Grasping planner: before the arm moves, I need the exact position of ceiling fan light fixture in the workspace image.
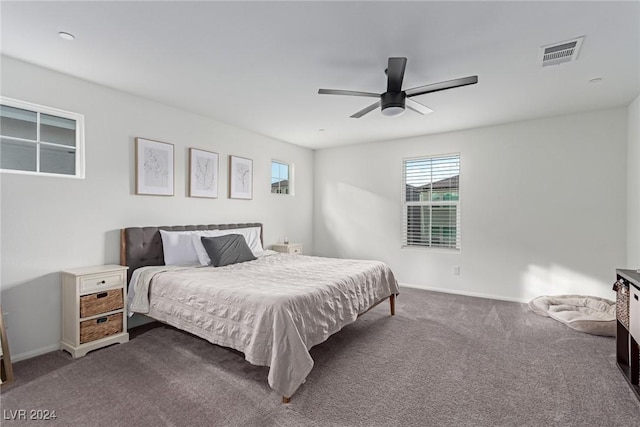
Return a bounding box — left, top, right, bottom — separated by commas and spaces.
381, 106, 405, 117
380, 91, 406, 117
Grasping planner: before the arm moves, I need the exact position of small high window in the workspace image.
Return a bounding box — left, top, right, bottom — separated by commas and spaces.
271, 160, 293, 195
0, 97, 85, 178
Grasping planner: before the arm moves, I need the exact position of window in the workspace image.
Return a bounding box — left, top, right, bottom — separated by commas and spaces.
0, 97, 85, 178
402, 154, 460, 250
271, 160, 292, 195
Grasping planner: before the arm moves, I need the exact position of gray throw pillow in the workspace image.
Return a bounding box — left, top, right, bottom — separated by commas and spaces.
201, 234, 256, 267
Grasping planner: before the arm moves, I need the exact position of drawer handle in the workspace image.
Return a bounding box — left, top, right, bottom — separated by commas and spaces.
635, 294, 639, 301
97, 317, 108, 324
96, 292, 108, 299
98, 280, 106, 285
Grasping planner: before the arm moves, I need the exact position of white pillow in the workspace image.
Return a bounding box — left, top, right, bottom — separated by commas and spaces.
191, 227, 264, 265
159, 230, 200, 266
236, 227, 264, 254
191, 230, 224, 266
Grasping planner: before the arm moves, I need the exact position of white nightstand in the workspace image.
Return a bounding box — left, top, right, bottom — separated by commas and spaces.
60, 264, 129, 358
272, 243, 303, 254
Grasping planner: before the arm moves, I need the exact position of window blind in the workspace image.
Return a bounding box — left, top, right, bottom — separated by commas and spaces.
402, 154, 460, 250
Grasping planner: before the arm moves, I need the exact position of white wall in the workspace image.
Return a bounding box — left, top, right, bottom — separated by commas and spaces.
314, 108, 628, 302
0, 56, 314, 360
628, 95, 640, 268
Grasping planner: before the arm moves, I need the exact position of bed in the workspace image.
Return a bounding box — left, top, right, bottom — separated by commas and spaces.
120, 223, 399, 402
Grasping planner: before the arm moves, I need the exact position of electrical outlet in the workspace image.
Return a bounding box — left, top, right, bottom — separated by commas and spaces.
453, 266, 460, 275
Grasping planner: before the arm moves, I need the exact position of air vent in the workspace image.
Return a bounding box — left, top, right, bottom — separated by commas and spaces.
540, 36, 584, 67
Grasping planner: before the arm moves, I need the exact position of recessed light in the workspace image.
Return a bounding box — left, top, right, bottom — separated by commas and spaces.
58, 32, 76, 41
588, 77, 603, 84
318, 129, 326, 132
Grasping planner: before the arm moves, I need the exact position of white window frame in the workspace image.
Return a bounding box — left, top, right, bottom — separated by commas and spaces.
0, 97, 85, 179
402, 153, 461, 251
271, 159, 294, 196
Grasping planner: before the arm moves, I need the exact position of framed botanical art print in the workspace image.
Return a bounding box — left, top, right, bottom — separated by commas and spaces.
189, 148, 219, 198
229, 155, 253, 200
135, 137, 174, 196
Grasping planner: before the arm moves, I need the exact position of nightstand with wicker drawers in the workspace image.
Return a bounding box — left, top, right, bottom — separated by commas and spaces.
61, 265, 129, 358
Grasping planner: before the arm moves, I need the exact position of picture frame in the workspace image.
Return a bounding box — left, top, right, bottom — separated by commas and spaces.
135, 137, 174, 196
189, 148, 219, 198
229, 155, 253, 200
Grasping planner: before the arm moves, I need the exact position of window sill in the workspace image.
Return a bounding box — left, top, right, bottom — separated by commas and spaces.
401, 245, 460, 253
1, 168, 84, 179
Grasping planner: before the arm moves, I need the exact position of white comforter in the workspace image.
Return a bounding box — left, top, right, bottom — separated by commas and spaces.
127, 253, 399, 397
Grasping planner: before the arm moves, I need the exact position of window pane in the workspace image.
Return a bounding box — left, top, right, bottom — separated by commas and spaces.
406, 205, 430, 246
279, 163, 289, 180
0, 105, 37, 140
404, 159, 431, 202
431, 205, 458, 248
406, 205, 458, 248
404, 157, 459, 202
432, 175, 459, 201
405, 184, 420, 202
40, 144, 76, 175
40, 114, 76, 147
271, 161, 289, 194
1, 137, 36, 171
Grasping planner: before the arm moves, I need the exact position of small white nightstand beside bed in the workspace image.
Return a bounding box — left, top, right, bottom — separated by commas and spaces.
60, 264, 129, 358
271, 243, 303, 254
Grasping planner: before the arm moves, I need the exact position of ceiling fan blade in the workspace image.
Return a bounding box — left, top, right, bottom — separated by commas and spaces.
350, 100, 381, 118
405, 75, 478, 97
318, 89, 380, 98
386, 57, 407, 93
406, 99, 434, 115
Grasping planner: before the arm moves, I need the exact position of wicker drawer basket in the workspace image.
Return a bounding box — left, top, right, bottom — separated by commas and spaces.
80, 313, 123, 344
80, 288, 123, 318
615, 279, 630, 330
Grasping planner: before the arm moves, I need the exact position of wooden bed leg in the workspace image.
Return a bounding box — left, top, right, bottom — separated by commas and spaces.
389, 294, 396, 316
282, 396, 291, 404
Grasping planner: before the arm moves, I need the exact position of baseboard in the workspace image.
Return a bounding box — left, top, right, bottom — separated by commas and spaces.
11, 343, 61, 363
11, 315, 158, 363
399, 282, 528, 304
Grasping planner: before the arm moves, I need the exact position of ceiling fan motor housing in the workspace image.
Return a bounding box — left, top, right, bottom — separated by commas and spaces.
381, 91, 406, 115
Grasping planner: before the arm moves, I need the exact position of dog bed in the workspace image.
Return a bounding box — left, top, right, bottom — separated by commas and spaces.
528, 295, 616, 337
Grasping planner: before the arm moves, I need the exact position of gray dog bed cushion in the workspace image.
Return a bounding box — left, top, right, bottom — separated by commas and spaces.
528, 295, 616, 337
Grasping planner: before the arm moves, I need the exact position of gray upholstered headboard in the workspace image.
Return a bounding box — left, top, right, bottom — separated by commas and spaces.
120, 223, 263, 282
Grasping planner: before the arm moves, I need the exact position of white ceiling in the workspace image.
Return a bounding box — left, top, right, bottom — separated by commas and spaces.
1, 1, 638, 149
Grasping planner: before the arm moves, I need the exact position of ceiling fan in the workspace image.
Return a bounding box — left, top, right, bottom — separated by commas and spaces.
318, 57, 478, 118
